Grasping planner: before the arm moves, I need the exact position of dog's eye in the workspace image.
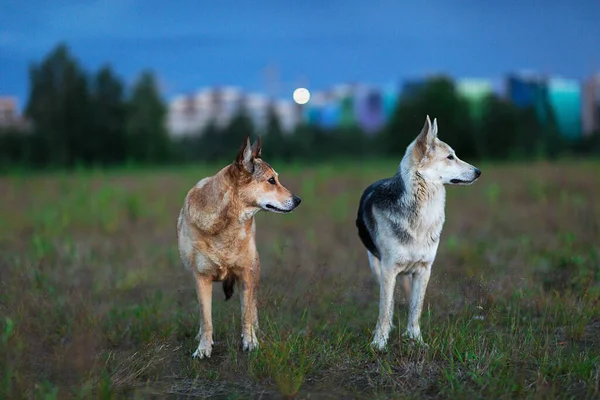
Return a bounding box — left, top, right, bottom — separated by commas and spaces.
447, 155, 455, 160
268, 177, 276, 185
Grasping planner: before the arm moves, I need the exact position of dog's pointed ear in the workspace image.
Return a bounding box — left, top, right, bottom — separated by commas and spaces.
235, 135, 254, 173
251, 136, 262, 159
432, 117, 439, 138
414, 115, 436, 160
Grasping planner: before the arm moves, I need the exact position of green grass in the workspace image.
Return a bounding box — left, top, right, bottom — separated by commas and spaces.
0, 160, 599, 399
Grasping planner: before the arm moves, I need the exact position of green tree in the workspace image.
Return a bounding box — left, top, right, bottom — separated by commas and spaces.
331, 126, 372, 159
0, 127, 33, 168
572, 130, 600, 155
91, 66, 126, 165
287, 123, 330, 161
197, 119, 224, 162
25, 43, 91, 167
381, 76, 477, 159
263, 103, 288, 160
479, 95, 521, 159
223, 100, 255, 150
125, 71, 171, 163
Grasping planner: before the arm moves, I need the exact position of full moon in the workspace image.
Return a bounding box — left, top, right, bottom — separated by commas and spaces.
293, 88, 310, 105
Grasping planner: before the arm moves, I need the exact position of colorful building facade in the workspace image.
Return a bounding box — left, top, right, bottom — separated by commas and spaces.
354, 87, 385, 134
546, 78, 582, 139
582, 74, 600, 137
506, 73, 551, 126
165, 73, 599, 139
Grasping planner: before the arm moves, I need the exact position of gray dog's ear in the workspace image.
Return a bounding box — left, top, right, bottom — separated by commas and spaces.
235, 135, 255, 173
414, 115, 436, 160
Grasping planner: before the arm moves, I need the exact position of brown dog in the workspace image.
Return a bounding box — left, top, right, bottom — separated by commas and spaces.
177, 135, 302, 359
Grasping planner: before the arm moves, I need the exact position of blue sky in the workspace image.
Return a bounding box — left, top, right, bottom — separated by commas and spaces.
1, 0, 599, 110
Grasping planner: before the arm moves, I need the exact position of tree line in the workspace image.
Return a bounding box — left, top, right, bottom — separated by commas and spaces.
0, 44, 171, 170
1, 43, 599, 170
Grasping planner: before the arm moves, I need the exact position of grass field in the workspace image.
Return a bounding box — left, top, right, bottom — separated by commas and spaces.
1, 160, 599, 399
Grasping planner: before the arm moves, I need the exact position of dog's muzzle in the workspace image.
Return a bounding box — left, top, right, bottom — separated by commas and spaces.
450, 168, 481, 184
292, 195, 302, 207
265, 195, 301, 213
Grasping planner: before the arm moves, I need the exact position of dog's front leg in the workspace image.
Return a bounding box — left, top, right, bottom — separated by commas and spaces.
192, 272, 214, 359
239, 258, 260, 352
403, 263, 431, 346
251, 259, 260, 333
371, 262, 397, 351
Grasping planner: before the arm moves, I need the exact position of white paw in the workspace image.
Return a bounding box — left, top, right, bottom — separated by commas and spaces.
242, 332, 259, 352
371, 332, 388, 351
402, 330, 429, 348
192, 340, 213, 359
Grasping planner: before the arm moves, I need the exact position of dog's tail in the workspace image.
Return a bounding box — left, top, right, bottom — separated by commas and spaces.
222, 275, 235, 301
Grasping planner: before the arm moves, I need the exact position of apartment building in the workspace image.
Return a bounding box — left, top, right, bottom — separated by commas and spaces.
582, 74, 600, 137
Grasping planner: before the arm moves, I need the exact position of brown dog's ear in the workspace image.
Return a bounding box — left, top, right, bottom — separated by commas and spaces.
235, 135, 254, 173
251, 136, 262, 159
414, 115, 436, 160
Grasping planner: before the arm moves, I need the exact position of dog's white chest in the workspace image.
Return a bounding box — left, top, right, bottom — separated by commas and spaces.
374, 201, 445, 267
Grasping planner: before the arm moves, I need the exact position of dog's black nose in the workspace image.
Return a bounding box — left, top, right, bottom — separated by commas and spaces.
293, 195, 302, 206
474, 168, 481, 178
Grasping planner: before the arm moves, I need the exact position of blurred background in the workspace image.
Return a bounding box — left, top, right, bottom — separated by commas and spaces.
2, 2, 600, 398
1, 1, 599, 167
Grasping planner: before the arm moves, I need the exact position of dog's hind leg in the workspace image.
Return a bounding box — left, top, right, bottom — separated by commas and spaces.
367, 251, 381, 284
403, 263, 431, 346
371, 261, 397, 351
192, 272, 214, 359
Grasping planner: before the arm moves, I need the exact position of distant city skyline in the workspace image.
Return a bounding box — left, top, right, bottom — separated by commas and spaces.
1, 0, 599, 111
163, 73, 599, 138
